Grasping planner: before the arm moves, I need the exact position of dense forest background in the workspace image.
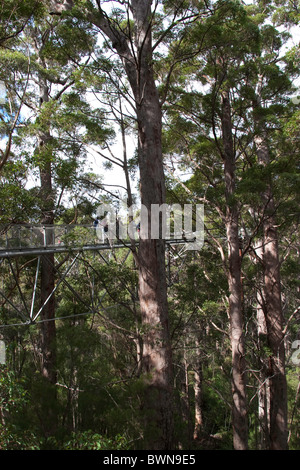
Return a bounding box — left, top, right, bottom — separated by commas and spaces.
0, 0, 299, 451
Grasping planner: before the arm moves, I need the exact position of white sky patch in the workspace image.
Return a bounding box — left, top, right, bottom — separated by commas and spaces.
0, 81, 6, 104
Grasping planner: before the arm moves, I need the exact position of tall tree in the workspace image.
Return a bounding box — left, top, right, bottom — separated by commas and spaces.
163, 1, 262, 448
33, 24, 57, 391
47, 0, 197, 448
85, 1, 173, 449
221, 87, 248, 450
248, 29, 293, 449
240, 5, 297, 446
1, 5, 106, 439
163, 0, 299, 449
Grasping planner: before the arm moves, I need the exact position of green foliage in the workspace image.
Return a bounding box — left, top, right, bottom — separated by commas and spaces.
286, 369, 300, 450
0, 159, 40, 223
0, 366, 28, 415
61, 431, 130, 450
0, 365, 39, 450
0, 0, 45, 46
0, 0, 299, 452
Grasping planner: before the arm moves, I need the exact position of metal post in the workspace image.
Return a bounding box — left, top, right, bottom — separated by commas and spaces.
30, 256, 40, 320
43, 226, 46, 247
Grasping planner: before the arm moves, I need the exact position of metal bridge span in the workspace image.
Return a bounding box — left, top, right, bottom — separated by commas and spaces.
0, 224, 192, 258
0, 225, 193, 327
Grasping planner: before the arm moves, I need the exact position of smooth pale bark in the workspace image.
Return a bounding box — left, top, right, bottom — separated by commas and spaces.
255, 256, 271, 450
249, 238, 270, 447
193, 335, 204, 440
221, 91, 248, 450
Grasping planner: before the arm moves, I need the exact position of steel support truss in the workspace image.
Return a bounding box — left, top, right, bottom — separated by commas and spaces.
0, 226, 193, 328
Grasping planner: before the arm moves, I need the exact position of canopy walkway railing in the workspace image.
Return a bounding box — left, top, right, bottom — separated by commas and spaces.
0, 224, 191, 258
0, 224, 194, 327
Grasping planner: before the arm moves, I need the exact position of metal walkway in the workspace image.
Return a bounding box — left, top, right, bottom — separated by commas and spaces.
0, 224, 194, 328
0, 224, 192, 258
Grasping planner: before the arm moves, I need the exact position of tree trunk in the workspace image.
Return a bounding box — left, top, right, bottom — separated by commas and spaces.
263, 211, 288, 450
37, 67, 57, 439
193, 335, 204, 441
257, 286, 271, 449
178, 346, 192, 444
222, 91, 248, 450
253, 82, 288, 449
87, 0, 174, 449
38, 70, 57, 387
135, 69, 173, 450
251, 239, 271, 449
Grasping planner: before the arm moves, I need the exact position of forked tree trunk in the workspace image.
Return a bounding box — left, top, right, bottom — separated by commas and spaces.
221, 91, 248, 450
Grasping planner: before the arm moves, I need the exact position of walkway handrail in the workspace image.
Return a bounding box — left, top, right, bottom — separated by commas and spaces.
0, 224, 193, 258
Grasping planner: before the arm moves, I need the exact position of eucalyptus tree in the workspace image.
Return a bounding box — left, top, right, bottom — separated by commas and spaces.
22, 17, 95, 410
244, 17, 299, 449
82, 0, 175, 449
226, 1, 299, 448
45, 0, 217, 449
0, 4, 112, 440
163, 0, 299, 449
164, 1, 265, 449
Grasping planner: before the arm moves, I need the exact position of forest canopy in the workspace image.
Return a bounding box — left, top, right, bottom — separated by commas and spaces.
0, 0, 299, 452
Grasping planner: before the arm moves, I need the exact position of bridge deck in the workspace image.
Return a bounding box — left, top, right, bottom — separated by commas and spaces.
0, 224, 191, 258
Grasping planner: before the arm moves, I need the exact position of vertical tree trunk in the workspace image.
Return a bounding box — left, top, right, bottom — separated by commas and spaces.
179, 345, 192, 444
263, 215, 288, 450
252, 240, 271, 449
253, 77, 288, 449
37, 67, 57, 439
38, 71, 57, 388
257, 289, 271, 449
39, 157, 56, 386
86, 0, 174, 449
254, 130, 288, 450
134, 36, 174, 452
221, 91, 248, 450
193, 334, 204, 441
